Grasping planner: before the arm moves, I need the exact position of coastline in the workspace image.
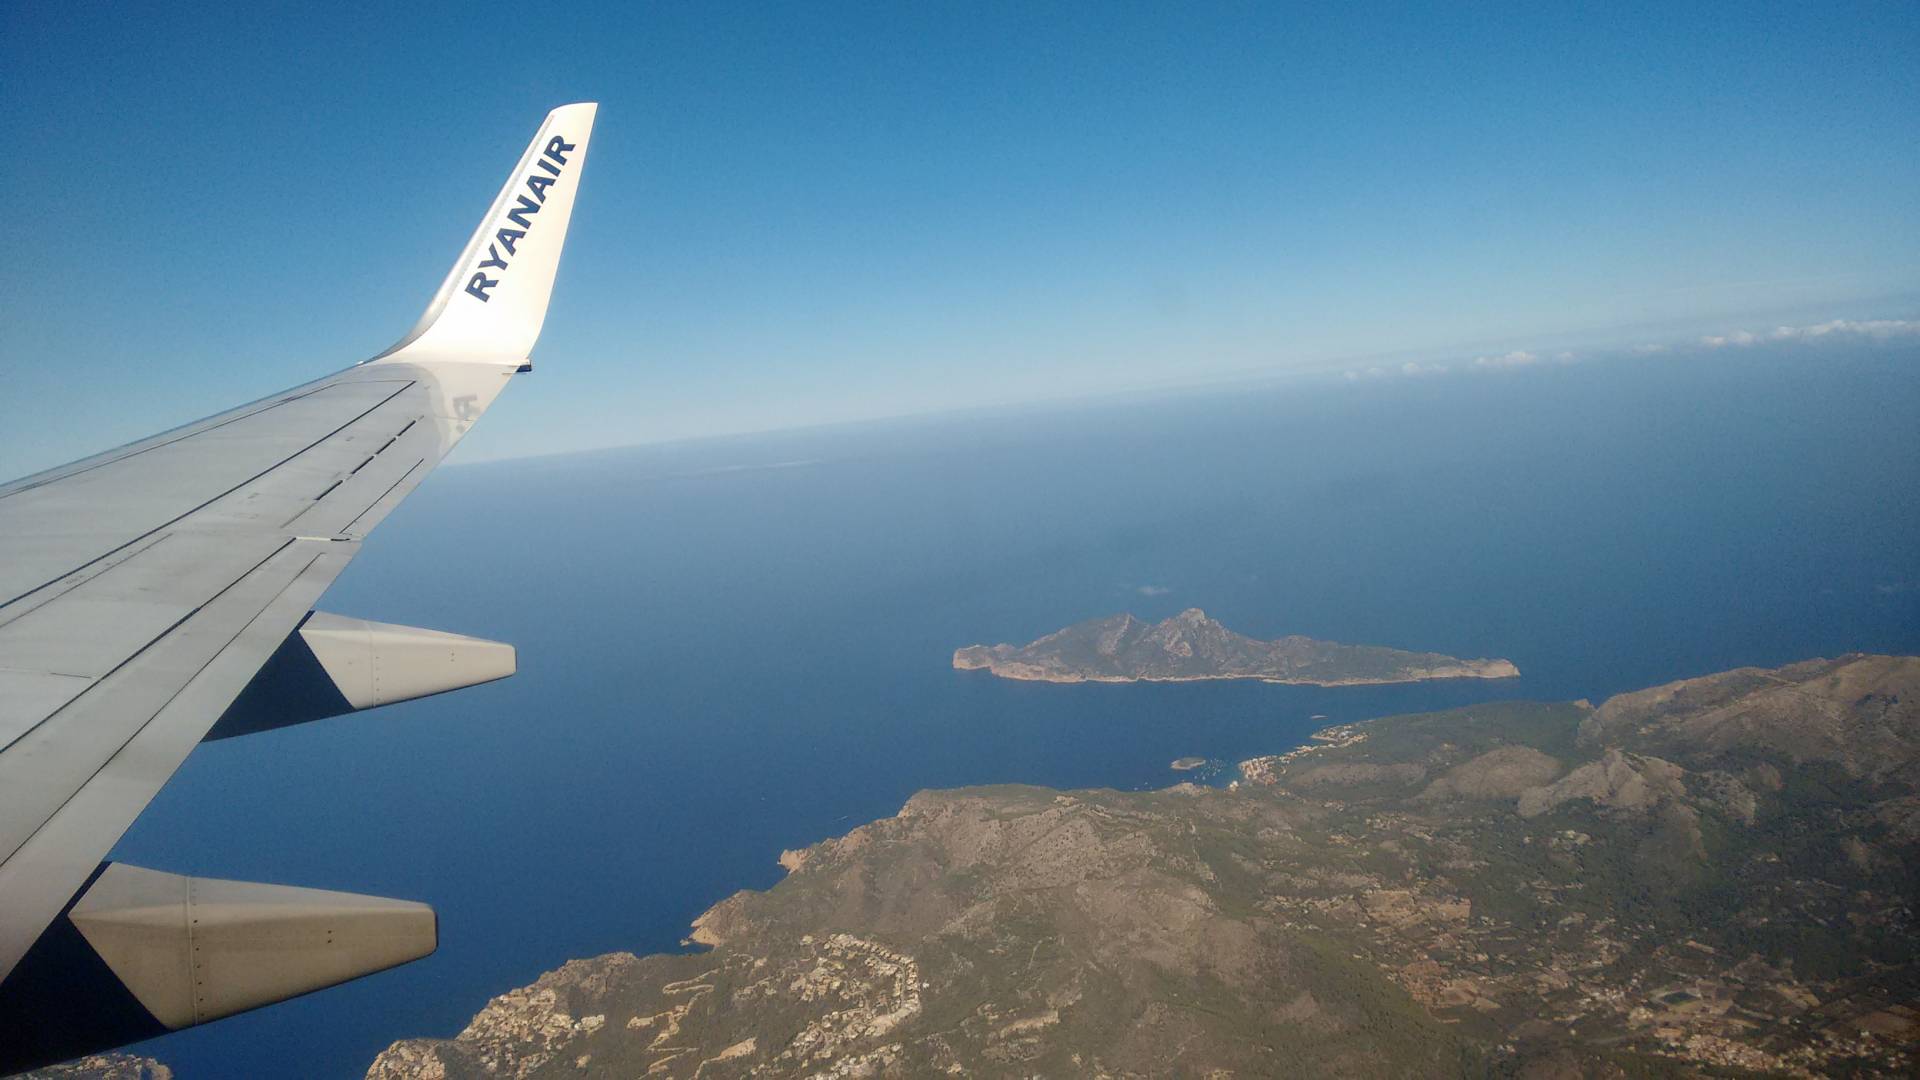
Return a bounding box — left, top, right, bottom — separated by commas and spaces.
952, 650, 1521, 687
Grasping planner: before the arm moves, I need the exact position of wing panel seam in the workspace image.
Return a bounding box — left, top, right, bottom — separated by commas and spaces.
0, 538, 297, 759
340, 459, 426, 535
0, 380, 405, 502
0, 382, 416, 612
0, 539, 310, 867
0, 532, 172, 633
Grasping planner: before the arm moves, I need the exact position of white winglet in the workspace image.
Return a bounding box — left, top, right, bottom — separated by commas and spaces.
371, 102, 598, 365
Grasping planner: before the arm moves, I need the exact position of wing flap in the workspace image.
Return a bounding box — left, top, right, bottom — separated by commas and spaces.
0, 535, 327, 862
0, 537, 354, 979
0, 532, 290, 683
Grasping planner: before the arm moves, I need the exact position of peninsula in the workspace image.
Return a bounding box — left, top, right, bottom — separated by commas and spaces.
366, 654, 1920, 1078
953, 608, 1518, 685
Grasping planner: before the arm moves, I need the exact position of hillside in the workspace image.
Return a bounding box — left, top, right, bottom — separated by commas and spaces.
366, 655, 1920, 1077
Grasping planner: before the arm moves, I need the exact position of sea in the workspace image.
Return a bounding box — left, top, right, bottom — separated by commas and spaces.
113, 343, 1920, 1076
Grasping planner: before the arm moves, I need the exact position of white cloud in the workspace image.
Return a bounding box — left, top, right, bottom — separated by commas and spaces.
1334, 316, 1911, 389
1341, 361, 1447, 380
1136, 584, 1172, 597
1701, 319, 1920, 348
1472, 350, 1538, 369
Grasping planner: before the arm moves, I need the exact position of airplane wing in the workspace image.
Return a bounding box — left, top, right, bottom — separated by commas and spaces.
0, 103, 597, 1071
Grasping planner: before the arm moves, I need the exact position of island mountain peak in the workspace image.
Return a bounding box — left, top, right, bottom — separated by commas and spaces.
954, 610, 1517, 686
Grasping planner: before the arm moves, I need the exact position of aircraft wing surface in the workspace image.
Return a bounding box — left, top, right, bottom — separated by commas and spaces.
0, 102, 597, 1070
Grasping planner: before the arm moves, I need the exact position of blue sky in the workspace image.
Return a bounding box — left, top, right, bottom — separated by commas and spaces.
1, 1, 1916, 472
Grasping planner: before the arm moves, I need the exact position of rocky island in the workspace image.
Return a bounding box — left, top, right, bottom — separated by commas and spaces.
366, 653, 1920, 1078
953, 608, 1519, 686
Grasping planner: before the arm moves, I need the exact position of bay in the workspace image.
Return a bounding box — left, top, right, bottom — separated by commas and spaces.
116, 345, 1920, 1076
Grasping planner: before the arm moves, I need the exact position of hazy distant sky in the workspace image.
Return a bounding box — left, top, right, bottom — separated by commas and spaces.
2, 2, 1915, 473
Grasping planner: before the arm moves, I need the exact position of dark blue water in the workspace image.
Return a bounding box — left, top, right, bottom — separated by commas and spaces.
115, 346, 1920, 1076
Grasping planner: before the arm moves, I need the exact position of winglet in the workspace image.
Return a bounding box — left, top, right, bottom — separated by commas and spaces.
370, 103, 598, 365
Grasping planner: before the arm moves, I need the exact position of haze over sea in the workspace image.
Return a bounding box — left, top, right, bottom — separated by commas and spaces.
115, 343, 1918, 1077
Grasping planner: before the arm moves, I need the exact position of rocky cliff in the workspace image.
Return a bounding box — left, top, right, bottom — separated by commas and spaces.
18, 1054, 172, 1080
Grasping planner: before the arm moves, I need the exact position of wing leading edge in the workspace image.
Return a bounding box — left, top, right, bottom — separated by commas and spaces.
0, 103, 596, 1071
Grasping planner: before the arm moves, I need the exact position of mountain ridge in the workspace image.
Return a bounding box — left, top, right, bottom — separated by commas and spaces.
954, 608, 1519, 685
365, 653, 1920, 1078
